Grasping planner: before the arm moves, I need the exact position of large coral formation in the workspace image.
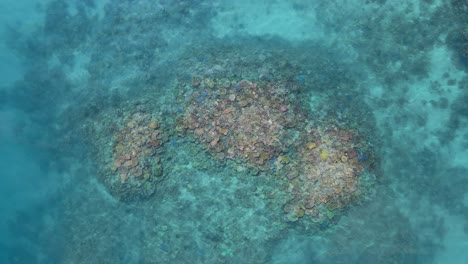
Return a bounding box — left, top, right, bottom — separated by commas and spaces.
280, 124, 372, 222
177, 78, 304, 171
104, 112, 165, 201
176, 77, 375, 224
89, 77, 374, 222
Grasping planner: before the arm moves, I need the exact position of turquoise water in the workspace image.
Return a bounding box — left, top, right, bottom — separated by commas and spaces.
1, 0, 467, 263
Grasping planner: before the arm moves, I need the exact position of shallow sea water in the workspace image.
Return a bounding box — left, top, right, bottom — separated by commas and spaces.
1, 0, 467, 263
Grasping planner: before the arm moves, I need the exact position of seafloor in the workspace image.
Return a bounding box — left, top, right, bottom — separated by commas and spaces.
1, 0, 467, 263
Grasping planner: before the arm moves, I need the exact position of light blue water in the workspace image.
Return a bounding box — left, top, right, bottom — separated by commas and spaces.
1, 0, 467, 263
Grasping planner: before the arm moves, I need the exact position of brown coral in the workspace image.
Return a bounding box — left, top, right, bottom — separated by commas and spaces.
178, 78, 301, 170
111, 112, 164, 187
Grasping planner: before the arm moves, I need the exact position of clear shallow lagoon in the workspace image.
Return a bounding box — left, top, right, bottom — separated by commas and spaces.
1, 0, 467, 263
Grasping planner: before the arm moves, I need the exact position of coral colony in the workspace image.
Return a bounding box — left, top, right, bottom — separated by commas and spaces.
94, 76, 374, 224
175, 77, 374, 223
105, 112, 165, 201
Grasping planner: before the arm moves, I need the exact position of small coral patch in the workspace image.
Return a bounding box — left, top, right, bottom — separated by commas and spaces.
91, 111, 167, 202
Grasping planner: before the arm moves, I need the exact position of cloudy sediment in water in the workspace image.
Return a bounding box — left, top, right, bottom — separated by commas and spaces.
1, 0, 467, 263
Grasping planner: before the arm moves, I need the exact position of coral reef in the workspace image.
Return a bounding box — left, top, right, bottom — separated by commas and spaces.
177, 78, 305, 171
94, 111, 166, 201
279, 124, 373, 223
176, 77, 375, 224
